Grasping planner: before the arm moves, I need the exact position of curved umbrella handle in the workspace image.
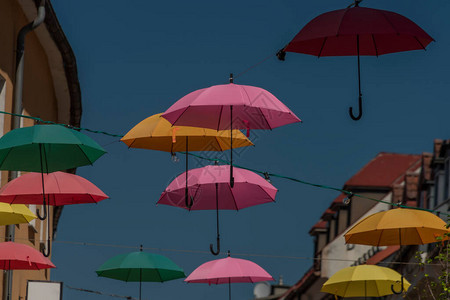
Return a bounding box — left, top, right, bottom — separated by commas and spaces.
42, 238, 50, 257
36, 199, 47, 220
210, 236, 220, 256
391, 275, 404, 295
349, 94, 363, 120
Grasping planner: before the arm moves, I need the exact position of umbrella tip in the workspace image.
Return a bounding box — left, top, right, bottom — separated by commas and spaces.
140, 244, 143, 252
227, 250, 230, 257
229, 73, 233, 84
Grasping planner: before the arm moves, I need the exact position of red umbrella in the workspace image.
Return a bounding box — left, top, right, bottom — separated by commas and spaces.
277, 0, 434, 120
185, 251, 273, 300
0, 171, 108, 205
0, 242, 55, 300
0, 242, 55, 270
0, 172, 108, 257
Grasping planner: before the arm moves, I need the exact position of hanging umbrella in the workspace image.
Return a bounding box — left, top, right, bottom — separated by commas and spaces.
0, 171, 108, 205
277, 0, 434, 120
158, 165, 277, 255
0, 124, 106, 256
121, 113, 253, 207
321, 265, 410, 298
0, 203, 36, 226
162, 77, 301, 187
0, 241, 55, 300
344, 208, 449, 294
185, 251, 274, 300
96, 245, 185, 300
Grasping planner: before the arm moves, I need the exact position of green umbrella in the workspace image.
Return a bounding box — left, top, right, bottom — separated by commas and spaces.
96, 246, 186, 300
0, 124, 106, 172
0, 124, 106, 256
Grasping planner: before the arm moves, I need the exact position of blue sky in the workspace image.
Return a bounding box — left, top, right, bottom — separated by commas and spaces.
48, 0, 450, 299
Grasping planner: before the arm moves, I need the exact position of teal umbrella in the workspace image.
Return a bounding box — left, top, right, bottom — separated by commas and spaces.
0, 124, 106, 172
96, 246, 186, 300
0, 124, 106, 256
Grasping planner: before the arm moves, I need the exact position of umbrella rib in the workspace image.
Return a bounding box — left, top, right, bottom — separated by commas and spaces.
372, 34, 379, 57
378, 10, 398, 35
256, 184, 276, 204
76, 144, 93, 166
258, 107, 272, 130
169, 106, 190, 127
0, 147, 14, 170
318, 37, 327, 58
414, 36, 427, 50
217, 106, 223, 131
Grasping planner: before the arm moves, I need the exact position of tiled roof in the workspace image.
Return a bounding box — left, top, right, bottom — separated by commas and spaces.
345, 153, 421, 188
309, 220, 327, 235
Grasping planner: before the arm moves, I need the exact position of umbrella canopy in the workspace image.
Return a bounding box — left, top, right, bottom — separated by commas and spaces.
278, 2, 433, 120
344, 208, 450, 246
0, 124, 106, 172
185, 253, 273, 300
0, 171, 108, 206
162, 82, 300, 131
0, 242, 55, 270
185, 255, 274, 284
121, 113, 253, 152
158, 164, 277, 255
321, 265, 410, 297
158, 165, 277, 210
0, 203, 36, 226
96, 247, 185, 300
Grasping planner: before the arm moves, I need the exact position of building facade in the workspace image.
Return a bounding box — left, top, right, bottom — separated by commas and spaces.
0, 0, 81, 299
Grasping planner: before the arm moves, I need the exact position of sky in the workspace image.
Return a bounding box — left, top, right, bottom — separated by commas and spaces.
45, 0, 450, 299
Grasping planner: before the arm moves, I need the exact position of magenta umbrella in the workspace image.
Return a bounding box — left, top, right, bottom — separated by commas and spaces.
185, 251, 274, 300
158, 165, 277, 255
162, 76, 301, 186
0, 172, 108, 257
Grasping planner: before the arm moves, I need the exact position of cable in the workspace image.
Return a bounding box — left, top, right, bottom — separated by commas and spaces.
66, 285, 136, 299
0, 236, 444, 266
0, 109, 448, 217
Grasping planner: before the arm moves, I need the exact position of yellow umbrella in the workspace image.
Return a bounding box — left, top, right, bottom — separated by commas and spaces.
344, 208, 449, 246
121, 113, 254, 207
321, 265, 410, 298
121, 113, 253, 152
344, 208, 449, 295
0, 202, 36, 226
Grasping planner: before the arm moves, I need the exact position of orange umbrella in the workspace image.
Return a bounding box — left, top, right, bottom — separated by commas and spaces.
344, 208, 449, 294
344, 208, 449, 246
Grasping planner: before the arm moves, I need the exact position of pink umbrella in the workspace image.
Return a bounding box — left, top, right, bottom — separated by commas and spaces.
158, 165, 277, 255
0, 171, 108, 205
0, 172, 108, 257
162, 75, 301, 186
185, 251, 274, 300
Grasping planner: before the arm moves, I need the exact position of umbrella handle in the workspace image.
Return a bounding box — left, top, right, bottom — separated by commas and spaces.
391, 275, 404, 295
36, 199, 47, 220
349, 94, 363, 120
42, 238, 51, 257
209, 237, 220, 256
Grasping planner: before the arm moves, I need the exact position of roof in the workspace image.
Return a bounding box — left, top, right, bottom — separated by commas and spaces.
366, 246, 400, 265
278, 267, 317, 300
345, 153, 421, 188
309, 220, 327, 235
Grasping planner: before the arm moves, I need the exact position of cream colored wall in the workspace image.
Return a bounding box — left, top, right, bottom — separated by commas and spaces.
320, 193, 392, 279
0, 1, 63, 299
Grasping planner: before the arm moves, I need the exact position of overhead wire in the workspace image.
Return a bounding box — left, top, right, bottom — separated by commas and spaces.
0, 110, 448, 217
0, 236, 443, 267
